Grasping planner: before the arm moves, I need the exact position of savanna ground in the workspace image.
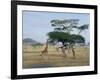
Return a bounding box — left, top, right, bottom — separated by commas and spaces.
22, 44, 89, 69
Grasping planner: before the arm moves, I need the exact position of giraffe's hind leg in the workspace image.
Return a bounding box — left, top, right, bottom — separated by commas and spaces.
61, 48, 67, 58
40, 51, 44, 56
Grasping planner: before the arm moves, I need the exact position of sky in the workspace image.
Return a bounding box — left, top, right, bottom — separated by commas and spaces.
23, 11, 90, 43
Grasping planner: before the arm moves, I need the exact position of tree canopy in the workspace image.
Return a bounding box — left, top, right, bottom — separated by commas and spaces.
47, 19, 88, 45
50, 19, 79, 33
50, 19, 89, 34
48, 31, 85, 44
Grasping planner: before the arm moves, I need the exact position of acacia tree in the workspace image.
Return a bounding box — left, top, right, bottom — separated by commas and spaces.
47, 19, 88, 58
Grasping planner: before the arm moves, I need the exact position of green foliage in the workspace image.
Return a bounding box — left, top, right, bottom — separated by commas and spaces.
48, 19, 88, 44
77, 24, 89, 34
68, 34, 85, 43
48, 31, 85, 44
48, 31, 69, 42
50, 19, 79, 33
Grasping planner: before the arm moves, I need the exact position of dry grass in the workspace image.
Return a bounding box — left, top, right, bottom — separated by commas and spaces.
22, 45, 89, 69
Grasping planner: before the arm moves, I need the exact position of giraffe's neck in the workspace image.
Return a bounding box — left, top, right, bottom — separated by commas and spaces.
45, 40, 48, 49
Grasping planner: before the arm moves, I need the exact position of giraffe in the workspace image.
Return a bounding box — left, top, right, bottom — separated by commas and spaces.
40, 40, 48, 56
55, 42, 67, 57
55, 42, 75, 58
